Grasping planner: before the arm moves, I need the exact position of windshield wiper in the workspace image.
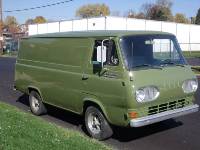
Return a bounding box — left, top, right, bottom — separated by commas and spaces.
134, 64, 163, 70
160, 59, 185, 67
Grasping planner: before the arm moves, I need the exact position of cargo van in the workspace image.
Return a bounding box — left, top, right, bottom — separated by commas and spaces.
15, 31, 199, 140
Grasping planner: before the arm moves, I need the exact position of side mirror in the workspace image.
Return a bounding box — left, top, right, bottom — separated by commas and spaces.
97, 46, 107, 67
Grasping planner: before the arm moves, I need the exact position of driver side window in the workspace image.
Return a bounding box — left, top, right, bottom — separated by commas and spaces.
92, 40, 119, 66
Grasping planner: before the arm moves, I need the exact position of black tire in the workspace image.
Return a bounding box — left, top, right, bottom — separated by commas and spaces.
85, 106, 113, 140
29, 90, 47, 116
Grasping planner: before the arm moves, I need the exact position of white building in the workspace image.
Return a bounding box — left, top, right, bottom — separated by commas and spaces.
28, 16, 200, 51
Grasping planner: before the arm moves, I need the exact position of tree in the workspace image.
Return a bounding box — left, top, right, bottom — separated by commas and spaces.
0, 21, 4, 32
4, 16, 20, 33
141, 0, 173, 21
4, 16, 18, 27
135, 13, 146, 19
151, 5, 173, 21
33, 16, 47, 24
127, 10, 135, 18
174, 13, 189, 24
191, 17, 196, 24
156, 0, 172, 8
76, 3, 110, 18
141, 3, 153, 19
25, 19, 34, 25
195, 8, 200, 24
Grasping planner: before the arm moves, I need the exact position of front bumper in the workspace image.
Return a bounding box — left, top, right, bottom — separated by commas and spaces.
130, 104, 199, 127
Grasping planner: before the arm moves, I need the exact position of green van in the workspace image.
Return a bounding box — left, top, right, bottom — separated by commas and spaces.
15, 31, 199, 140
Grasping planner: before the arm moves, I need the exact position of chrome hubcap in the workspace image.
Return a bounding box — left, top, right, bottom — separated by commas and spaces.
88, 113, 101, 134
31, 95, 40, 112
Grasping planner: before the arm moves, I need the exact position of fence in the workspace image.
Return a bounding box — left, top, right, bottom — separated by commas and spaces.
28, 16, 200, 51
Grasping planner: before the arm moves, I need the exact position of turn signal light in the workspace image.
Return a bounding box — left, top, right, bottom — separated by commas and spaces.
128, 112, 138, 119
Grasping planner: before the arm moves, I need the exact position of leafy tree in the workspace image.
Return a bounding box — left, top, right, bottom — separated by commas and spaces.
4, 16, 18, 27
76, 3, 110, 18
4, 16, 20, 33
195, 8, 200, 24
151, 5, 173, 21
33, 16, 47, 24
174, 13, 189, 24
141, 0, 173, 21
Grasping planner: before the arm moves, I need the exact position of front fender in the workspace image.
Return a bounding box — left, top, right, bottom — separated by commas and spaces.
82, 95, 111, 123
82, 94, 129, 126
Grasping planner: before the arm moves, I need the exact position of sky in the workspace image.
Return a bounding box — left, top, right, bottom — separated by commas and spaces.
3, 0, 200, 24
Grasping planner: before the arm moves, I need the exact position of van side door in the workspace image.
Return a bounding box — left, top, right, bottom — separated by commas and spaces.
81, 38, 126, 117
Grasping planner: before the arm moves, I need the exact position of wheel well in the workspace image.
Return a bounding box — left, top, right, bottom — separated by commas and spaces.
83, 101, 111, 125
28, 87, 37, 94
83, 101, 103, 114
27, 87, 45, 102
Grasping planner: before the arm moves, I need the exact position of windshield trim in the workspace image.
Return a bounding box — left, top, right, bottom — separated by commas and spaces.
119, 34, 187, 71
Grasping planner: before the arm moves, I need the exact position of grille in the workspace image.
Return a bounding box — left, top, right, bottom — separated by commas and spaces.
148, 99, 186, 115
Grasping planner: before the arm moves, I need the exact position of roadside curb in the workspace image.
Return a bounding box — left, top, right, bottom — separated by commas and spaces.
0, 55, 17, 58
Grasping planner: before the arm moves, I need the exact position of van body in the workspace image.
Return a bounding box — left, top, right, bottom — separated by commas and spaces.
15, 31, 199, 140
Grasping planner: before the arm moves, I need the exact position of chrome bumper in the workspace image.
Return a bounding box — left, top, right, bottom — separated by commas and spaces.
130, 104, 199, 127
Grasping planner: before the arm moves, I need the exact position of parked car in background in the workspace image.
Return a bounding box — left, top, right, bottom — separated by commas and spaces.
3, 40, 18, 54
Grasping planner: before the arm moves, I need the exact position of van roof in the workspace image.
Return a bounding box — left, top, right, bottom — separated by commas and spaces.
29, 30, 174, 38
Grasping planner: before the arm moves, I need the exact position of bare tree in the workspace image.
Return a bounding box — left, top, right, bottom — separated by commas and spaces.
141, 0, 173, 21
156, 0, 173, 8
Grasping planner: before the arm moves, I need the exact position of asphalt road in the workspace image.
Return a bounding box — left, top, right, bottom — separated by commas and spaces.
0, 57, 200, 150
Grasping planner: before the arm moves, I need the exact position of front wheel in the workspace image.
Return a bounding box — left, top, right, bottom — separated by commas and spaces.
29, 91, 47, 116
85, 106, 113, 140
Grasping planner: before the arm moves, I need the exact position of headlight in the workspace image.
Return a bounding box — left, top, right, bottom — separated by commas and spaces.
182, 79, 198, 93
136, 86, 160, 103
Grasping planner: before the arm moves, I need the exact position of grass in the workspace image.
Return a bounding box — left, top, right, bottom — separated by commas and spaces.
0, 102, 111, 150
183, 51, 200, 58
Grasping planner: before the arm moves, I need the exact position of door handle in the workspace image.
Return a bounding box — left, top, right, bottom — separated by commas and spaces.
82, 74, 89, 80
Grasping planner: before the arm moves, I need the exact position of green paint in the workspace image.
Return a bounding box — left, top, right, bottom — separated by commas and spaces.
15, 31, 198, 127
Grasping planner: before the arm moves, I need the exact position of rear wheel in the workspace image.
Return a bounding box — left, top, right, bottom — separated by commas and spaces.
29, 91, 47, 116
85, 106, 113, 140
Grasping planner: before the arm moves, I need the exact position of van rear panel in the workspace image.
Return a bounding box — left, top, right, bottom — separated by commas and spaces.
15, 37, 93, 113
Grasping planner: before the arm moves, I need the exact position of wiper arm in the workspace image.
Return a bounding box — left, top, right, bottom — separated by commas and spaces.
134, 64, 163, 70
160, 59, 185, 67
175, 64, 185, 67
134, 64, 151, 68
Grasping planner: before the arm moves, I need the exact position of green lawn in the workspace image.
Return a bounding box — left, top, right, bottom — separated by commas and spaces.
183, 51, 200, 58
0, 102, 111, 150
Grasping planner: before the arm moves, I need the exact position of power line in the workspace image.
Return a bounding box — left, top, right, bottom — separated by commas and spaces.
4, 0, 73, 13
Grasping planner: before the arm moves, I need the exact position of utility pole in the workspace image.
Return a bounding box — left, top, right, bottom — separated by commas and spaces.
0, 0, 3, 55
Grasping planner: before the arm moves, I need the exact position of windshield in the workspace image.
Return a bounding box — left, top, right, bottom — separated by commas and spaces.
120, 35, 186, 70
